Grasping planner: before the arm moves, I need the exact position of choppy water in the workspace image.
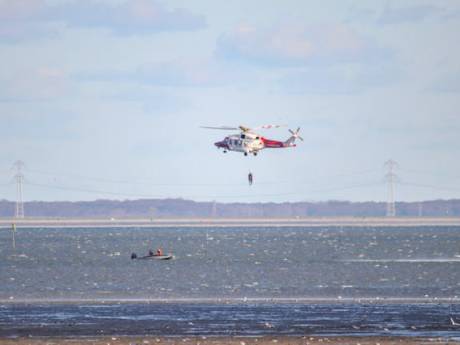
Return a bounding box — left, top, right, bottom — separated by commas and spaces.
1, 226, 460, 301
1, 226, 460, 338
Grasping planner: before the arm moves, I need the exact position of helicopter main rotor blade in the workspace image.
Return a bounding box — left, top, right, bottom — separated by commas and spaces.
201, 126, 239, 130
254, 124, 286, 130
239, 125, 252, 132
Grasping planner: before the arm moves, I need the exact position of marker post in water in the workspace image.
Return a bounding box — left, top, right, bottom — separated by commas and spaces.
11, 223, 16, 249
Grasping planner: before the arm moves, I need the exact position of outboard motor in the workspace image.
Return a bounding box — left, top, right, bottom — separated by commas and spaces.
131, 252, 137, 259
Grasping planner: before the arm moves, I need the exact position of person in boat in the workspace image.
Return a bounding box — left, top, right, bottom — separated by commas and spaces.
156, 248, 163, 256
148, 249, 154, 256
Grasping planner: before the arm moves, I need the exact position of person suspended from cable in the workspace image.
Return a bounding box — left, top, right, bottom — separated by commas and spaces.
248, 172, 253, 186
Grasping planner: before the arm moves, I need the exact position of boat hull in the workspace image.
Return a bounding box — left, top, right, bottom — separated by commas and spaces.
131, 254, 173, 260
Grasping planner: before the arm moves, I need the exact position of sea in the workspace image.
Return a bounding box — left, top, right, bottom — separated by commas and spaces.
1, 226, 460, 338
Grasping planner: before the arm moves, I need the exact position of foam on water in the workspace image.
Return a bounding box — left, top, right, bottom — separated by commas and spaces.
342, 258, 460, 263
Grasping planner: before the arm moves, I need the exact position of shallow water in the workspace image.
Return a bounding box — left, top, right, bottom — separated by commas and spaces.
1, 226, 460, 301
1, 303, 460, 338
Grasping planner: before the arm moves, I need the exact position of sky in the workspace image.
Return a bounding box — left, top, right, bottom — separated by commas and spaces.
1, 0, 460, 203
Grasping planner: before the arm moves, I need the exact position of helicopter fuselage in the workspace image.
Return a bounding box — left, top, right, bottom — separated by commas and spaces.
205, 125, 302, 156
214, 132, 288, 155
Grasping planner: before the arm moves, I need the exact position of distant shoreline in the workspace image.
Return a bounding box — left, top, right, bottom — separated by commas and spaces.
1, 217, 460, 228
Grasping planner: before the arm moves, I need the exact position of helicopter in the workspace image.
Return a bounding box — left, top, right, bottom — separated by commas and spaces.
202, 125, 303, 156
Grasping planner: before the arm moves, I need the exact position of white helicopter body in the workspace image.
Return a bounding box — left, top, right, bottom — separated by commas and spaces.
202, 125, 303, 156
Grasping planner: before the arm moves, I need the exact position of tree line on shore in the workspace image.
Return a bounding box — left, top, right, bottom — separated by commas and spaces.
1, 198, 460, 217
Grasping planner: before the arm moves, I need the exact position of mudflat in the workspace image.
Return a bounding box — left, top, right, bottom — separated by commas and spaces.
0, 336, 458, 345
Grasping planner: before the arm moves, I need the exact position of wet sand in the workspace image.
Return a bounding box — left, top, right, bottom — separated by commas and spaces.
0, 336, 458, 345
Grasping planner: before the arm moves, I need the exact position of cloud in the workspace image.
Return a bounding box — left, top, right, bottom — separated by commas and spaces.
78, 60, 236, 88
377, 4, 444, 25
0, 0, 205, 42
0, 0, 56, 42
0, 67, 70, 102
430, 72, 460, 93
216, 23, 389, 67
346, 3, 460, 27
215, 22, 397, 94
278, 62, 401, 94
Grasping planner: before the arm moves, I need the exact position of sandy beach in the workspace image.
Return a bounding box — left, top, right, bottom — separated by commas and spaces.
2, 217, 460, 229
0, 336, 458, 345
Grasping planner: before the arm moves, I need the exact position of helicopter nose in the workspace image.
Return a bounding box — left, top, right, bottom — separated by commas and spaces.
215, 140, 230, 149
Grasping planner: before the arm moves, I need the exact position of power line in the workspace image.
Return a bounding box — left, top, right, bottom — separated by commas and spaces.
398, 181, 460, 193
9, 165, 460, 202
399, 168, 460, 181
24, 181, 165, 199
23, 167, 381, 188
24, 180, 384, 201
24, 168, 251, 187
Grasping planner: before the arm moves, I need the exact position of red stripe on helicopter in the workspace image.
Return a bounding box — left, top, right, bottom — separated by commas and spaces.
261, 137, 284, 148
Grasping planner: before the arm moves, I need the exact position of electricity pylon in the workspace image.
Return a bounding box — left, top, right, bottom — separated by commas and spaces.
13, 160, 25, 218
384, 159, 398, 217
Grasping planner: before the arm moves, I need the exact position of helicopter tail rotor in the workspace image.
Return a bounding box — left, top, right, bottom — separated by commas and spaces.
289, 127, 304, 141
284, 127, 303, 146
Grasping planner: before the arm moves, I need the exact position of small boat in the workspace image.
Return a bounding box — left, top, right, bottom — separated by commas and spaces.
131, 252, 174, 260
